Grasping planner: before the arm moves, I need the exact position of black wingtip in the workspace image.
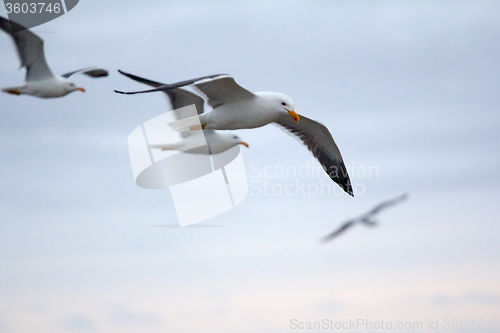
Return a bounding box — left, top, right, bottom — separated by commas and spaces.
117, 69, 132, 78
114, 73, 231, 96
323, 160, 355, 197
340, 166, 354, 197
84, 69, 108, 78
347, 183, 354, 197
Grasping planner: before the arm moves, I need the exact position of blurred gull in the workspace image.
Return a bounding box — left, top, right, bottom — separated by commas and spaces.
0, 16, 108, 98
115, 75, 353, 196
321, 193, 409, 242
118, 70, 249, 154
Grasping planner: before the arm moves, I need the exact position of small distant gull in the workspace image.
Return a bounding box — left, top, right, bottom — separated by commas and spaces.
0, 16, 108, 98
118, 70, 249, 154
115, 75, 353, 196
321, 193, 409, 242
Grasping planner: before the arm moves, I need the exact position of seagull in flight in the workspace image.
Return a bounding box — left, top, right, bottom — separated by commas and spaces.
321, 193, 409, 242
0, 16, 108, 98
115, 74, 354, 196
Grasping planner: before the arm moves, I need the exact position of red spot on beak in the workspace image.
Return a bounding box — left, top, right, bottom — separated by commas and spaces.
287, 109, 299, 122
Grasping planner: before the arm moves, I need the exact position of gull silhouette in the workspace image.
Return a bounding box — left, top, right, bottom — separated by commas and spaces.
321, 193, 409, 242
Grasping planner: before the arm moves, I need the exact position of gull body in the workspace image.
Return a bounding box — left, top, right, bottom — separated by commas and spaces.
200, 92, 295, 130
0, 16, 107, 98
166, 82, 298, 132
3, 76, 84, 98
150, 130, 249, 154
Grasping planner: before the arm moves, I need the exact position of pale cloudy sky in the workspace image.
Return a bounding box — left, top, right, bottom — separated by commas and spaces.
0, 1, 499, 332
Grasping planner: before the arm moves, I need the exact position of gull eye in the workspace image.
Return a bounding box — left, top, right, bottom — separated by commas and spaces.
233, 136, 238, 139
281, 102, 286, 106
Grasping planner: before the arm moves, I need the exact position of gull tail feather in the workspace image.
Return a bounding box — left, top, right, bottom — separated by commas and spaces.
149, 143, 183, 151
168, 116, 203, 132
2, 86, 24, 95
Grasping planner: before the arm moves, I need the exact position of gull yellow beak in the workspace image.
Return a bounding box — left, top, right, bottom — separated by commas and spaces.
77, 87, 86, 92
239, 142, 249, 148
287, 109, 299, 122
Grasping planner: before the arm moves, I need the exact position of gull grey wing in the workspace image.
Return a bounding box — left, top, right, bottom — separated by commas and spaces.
0, 16, 53, 81
321, 219, 357, 242
114, 73, 227, 95
366, 193, 408, 216
167, 89, 205, 115
117, 69, 165, 88
275, 114, 354, 196
117, 70, 205, 119
62, 68, 108, 78
193, 76, 256, 108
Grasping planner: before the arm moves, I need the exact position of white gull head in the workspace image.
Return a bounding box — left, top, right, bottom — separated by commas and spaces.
206, 131, 249, 154
59, 77, 86, 95
215, 132, 249, 147
255, 92, 299, 122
